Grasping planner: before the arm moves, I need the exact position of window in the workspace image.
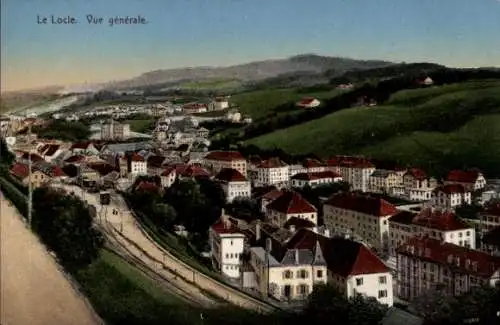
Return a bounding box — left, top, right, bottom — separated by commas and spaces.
317, 270, 323, 278
379, 276, 387, 284
230, 240, 233, 246
283, 270, 293, 279
225, 254, 229, 258
378, 290, 388, 298
356, 278, 363, 286
297, 270, 308, 279
298, 284, 309, 295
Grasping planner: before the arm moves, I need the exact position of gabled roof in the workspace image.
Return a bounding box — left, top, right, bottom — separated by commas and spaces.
291, 171, 341, 181
10, 163, 29, 179
325, 193, 398, 217
215, 168, 246, 182
433, 184, 467, 194
70, 141, 93, 150
389, 210, 418, 225
134, 180, 160, 193
446, 169, 483, 184
161, 166, 176, 177
257, 157, 287, 168
262, 189, 285, 201
404, 168, 427, 181
174, 164, 211, 178
129, 153, 145, 162
283, 217, 316, 230
266, 190, 317, 214
204, 151, 245, 161
286, 229, 390, 276
297, 97, 318, 106
412, 208, 472, 231
211, 218, 242, 235
397, 236, 500, 278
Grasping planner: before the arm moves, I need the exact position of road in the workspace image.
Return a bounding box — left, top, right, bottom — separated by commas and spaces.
57, 184, 278, 313
0, 193, 103, 325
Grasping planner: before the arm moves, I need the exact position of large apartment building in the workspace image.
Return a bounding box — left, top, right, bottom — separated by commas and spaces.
203, 151, 247, 176
327, 156, 375, 192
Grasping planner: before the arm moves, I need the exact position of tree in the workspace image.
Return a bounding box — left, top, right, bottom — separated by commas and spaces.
0, 137, 14, 167
32, 187, 104, 272
411, 285, 460, 325
152, 203, 177, 231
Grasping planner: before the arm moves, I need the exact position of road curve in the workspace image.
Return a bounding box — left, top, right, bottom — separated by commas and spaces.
59, 184, 279, 313
0, 193, 104, 325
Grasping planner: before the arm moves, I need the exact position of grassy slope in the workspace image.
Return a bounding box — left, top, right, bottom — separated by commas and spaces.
231, 87, 344, 120
122, 118, 155, 133
178, 78, 242, 89
246, 80, 500, 175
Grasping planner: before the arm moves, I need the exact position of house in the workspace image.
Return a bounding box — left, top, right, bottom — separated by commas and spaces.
396, 236, 500, 301
302, 158, 329, 173
127, 153, 147, 176
10, 162, 50, 188
182, 103, 208, 114
69, 141, 100, 156
37, 143, 64, 162
174, 164, 211, 179
323, 193, 398, 253
33, 161, 67, 183
388, 208, 476, 257
226, 109, 241, 123
266, 190, 317, 228
160, 167, 176, 188
398, 168, 437, 201
416, 76, 434, 86
291, 171, 342, 188
248, 228, 393, 305
445, 169, 487, 192
209, 212, 246, 278
369, 170, 401, 194
260, 189, 285, 214
255, 158, 289, 188
215, 168, 251, 203
204, 151, 247, 177
196, 127, 209, 138
478, 203, 500, 233
431, 184, 472, 210
327, 156, 375, 192
214, 97, 230, 110
296, 97, 320, 109
481, 226, 500, 256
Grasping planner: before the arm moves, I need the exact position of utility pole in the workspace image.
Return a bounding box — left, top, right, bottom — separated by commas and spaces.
27, 122, 33, 228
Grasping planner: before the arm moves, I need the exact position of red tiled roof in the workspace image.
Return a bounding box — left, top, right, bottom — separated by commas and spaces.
261, 189, 285, 201
129, 153, 145, 162
302, 158, 327, 168
327, 156, 375, 169
484, 203, 500, 217
266, 190, 317, 214
297, 97, 317, 106
174, 164, 211, 178
161, 166, 176, 177
325, 193, 398, 217
446, 170, 482, 184
64, 155, 85, 163
412, 208, 471, 231
10, 163, 29, 179
433, 184, 467, 194
389, 210, 418, 225
211, 218, 241, 235
397, 236, 500, 278
291, 171, 341, 181
21, 152, 44, 162
134, 181, 159, 193
257, 157, 287, 168
205, 151, 245, 161
215, 168, 246, 182
51, 166, 66, 177
404, 168, 427, 181
287, 229, 390, 276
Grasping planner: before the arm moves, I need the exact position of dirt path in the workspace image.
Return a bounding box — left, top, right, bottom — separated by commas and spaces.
0, 194, 103, 325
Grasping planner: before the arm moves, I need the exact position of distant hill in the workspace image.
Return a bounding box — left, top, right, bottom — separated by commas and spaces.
101, 54, 394, 90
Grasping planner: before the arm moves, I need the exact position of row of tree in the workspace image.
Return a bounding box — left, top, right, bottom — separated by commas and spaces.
28, 119, 91, 142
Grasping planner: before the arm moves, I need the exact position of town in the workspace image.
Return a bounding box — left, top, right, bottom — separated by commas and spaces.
1, 84, 500, 324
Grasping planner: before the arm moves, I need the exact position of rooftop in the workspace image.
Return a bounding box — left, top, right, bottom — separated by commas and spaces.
266, 190, 317, 215
325, 192, 398, 217
204, 151, 245, 161
446, 169, 483, 184
215, 168, 247, 182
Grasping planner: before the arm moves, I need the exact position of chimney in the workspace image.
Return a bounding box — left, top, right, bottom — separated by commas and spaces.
256, 220, 261, 241
295, 249, 299, 264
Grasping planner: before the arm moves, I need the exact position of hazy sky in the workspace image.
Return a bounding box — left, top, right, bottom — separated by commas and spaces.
2, 0, 500, 92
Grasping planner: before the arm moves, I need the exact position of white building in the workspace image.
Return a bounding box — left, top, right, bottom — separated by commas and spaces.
209, 213, 245, 278
396, 236, 500, 301
226, 109, 241, 123
100, 120, 130, 140
388, 208, 476, 258
248, 229, 393, 305
323, 193, 398, 253
255, 158, 289, 188
327, 156, 375, 192
479, 203, 500, 233
291, 171, 342, 188
160, 167, 176, 188
266, 190, 318, 228
215, 168, 251, 203
127, 153, 147, 176
444, 170, 487, 192
204, 151, 247, 177
214, 97, 230, 110
431, 184, 472, 210
398, 168, 437, 201
368, 169, 403, 194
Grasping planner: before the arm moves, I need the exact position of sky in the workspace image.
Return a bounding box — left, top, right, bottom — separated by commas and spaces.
2, 0, 500, 92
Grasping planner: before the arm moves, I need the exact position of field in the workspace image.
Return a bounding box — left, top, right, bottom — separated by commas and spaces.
231, 87, 345, 120
246, 80, 500, 176
122, 118, 155, 133
178, 78, 242, 90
